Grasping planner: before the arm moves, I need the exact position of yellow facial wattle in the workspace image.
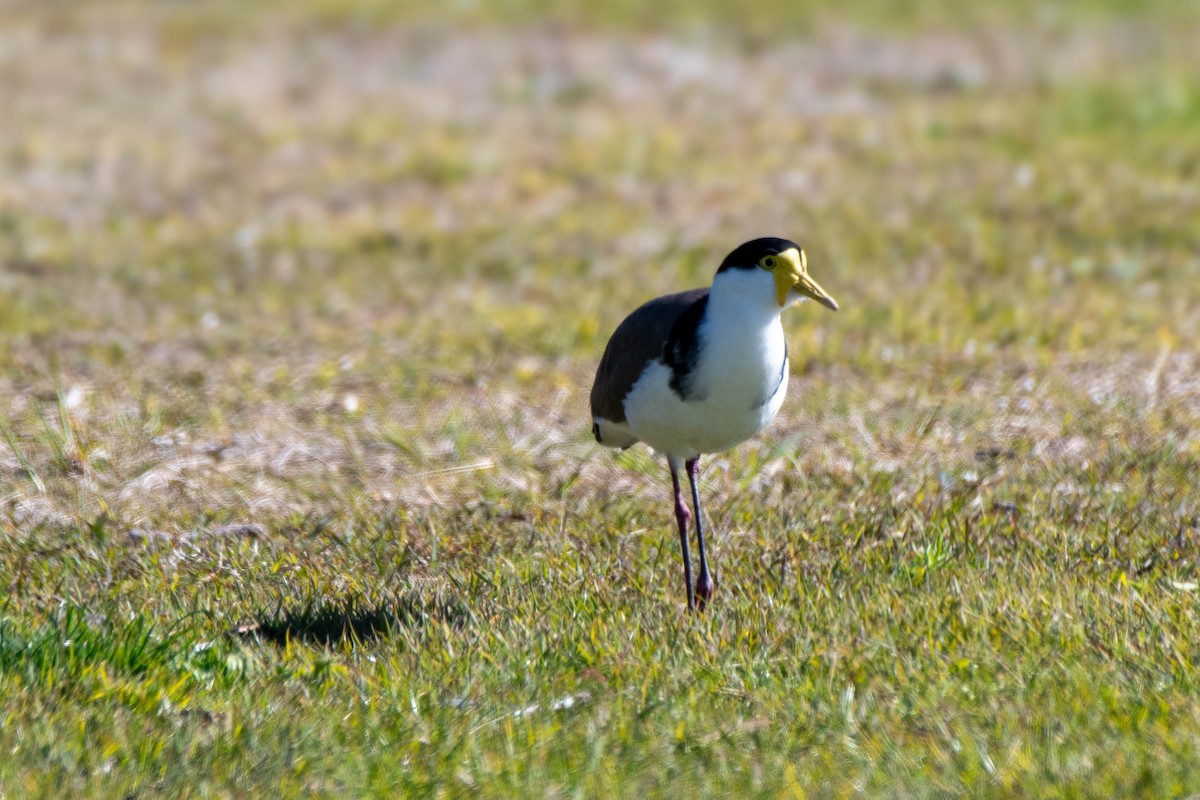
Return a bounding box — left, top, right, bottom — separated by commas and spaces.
769, 248, 838, 310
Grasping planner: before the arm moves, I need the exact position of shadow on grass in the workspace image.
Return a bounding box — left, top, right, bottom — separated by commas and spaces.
247, 593, 471, 647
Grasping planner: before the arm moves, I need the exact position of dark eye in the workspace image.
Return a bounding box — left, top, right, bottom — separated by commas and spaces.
762, 256, 777, 269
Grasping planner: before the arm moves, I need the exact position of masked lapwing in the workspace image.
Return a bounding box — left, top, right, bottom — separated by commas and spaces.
591, 237, 838, 611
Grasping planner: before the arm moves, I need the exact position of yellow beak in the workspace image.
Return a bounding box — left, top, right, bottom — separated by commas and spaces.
774, 248, 838, 310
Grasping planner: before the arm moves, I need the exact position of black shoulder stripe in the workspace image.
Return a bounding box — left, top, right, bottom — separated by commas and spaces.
589, 288, 709, 425
664, 294, 709, 401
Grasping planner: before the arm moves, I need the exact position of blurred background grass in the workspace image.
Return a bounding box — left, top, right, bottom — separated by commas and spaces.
2, 0, 1200, 796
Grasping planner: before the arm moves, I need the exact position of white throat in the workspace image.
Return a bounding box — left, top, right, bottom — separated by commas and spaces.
708, 268, 785, 325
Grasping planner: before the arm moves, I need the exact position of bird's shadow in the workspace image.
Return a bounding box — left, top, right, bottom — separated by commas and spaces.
245, 591, 470, 647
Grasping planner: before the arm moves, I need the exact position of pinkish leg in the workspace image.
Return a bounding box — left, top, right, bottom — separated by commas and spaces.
686, 457, 716, 610
670, 457, 695, 611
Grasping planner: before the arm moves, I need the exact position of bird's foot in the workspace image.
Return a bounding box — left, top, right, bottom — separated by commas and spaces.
694, 572, 716, 612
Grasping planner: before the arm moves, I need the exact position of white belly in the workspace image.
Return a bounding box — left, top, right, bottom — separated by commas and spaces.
622, 320, 789, 459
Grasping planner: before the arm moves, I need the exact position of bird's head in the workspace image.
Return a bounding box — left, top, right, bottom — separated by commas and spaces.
715, 237, 838, 312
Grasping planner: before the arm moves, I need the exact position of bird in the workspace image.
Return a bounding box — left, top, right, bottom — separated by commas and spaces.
590, 237, 838, 612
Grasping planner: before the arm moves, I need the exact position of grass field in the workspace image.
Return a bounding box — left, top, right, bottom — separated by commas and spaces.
2, 0, 1200, 796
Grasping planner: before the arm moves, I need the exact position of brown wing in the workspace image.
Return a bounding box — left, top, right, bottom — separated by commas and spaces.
590, 288, 709, 424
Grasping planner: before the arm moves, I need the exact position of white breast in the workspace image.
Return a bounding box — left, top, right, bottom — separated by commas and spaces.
621, 269, 791, 460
